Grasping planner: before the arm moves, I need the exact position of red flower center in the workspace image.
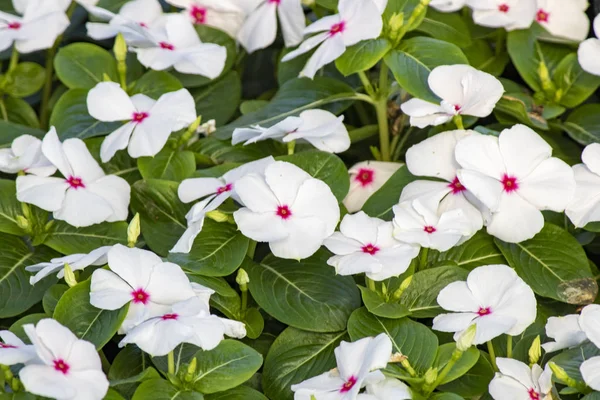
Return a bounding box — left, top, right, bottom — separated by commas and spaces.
355, 168, 374, 187
217, 183, 233, 194
0, 342, 16, 349
159, 42, 175, 50
132, 111, 149, 123
536, 9, 549, 23
340, 376, 357, 393
268, 0, 281, 3
190, 6, 207, 24
424, 226, 436, 234
453, 104, 461, 112
498, 3, 509, 12
477, 307, 492, 316
361, 244, 379, 255
162, 313, 178, 320
131, 288, 150, 304
329, 21, 345, 36
138, 22, 148, 28
501, 174, 519, 193
528, 388, 540, 399
66, 176, 85, 189
7, 22, 21, 30
448, 176, 466, 194
276, 205, 292, 219
53, 359, 70, 375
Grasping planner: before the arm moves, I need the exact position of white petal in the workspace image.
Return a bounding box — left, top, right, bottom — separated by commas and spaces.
90, 269, 135, 310
265, 161, 312, 206
338, 211, 382, 245
85, 175, 131, 222
237, 2, 277, 53
235, 173, 280, 212
580, 304, 600, 349
144, 262, 195, 305
498, 124, 551, 178
367, 244, 419, 281
437, 281, 480, 312
339, 0, 383, 46
19, 365, 75, 399
542, 314, 587, 352
175, 43, 227, 78
433, 312, 477, 333
87, 82, 135, 122
292, 178, 340, 235
456, 169, 503, 212
119, 318, 194, 356
53, 188, 114, 227
300, 34, 346, 79
486, 194, 544, 243
62, 138, 106, 183
566, 164, 600, 227
583, 142, 600, 176
233, 208, 289, 242
269, 216, 327, 259
488, 373, 531, 400
41, 127, 73, 178
472, 314, 517, 344
518, 157, 575, 212
178, 177, 223, 203
324, 232, 362, 255
16, 175, 68, 212
277, 0, 305, 47
455, 132, 505, 180
581, 356, 600, 391
100, 122, 136, 163
578, 38, 600, 76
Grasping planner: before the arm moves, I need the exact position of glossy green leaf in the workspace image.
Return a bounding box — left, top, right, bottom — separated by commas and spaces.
138, 147, 196, 182
463, 39, 509, 77
205, 387, 267, 400
109, 346, 156, 399
189, 136, 286, 164
54, 43, 118, 89
433, 344, 480, 384
86, 136, 141, 184
358, 286, 411, 319
3, 62, 45, 98
549, 342, 600, 381
190, 71, 242, 125
242, 308, 264, 340
42, 284, 68, 316
3, 97, 39, 128
131, 70, 183, 99
437, 352, 495, 397
0, 120, 43, 148
132, 379, 204, 400
493, 93, 549, 130
335, 39, 392, 76
44, 220, 127, 254
362, 165, 416, 220
553, 53, 600, 108
562, 104, 600, 145
428, 231, 506, 271
417, 8, 472, 47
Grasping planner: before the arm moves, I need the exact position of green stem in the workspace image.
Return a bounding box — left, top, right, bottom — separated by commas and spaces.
375, 64, 391, 161
427, 348, 464, 394
167, 351, 175, 375
241, 289, 248, 312
8, 46, 19, 74
507, 336, 513, 359
418, 247, 429, 271
357, 71, 375, 97
287, 140, 296, 155
379, 62, 389, 94
0, 98, 7, 121
453, 115, 465, 130
366, 277, 376, 292
487, 341, 498, 371
246, 240, 257, 259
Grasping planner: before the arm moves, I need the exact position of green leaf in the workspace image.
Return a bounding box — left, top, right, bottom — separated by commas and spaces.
493, 93, 549, 130
562, 104, 600, 145
358, 286, 411, 319
0, 234, 59, 318
187, 274, 238, 297
277, 150, 349, 202
53, 279, 129, 349
205, 386, 267, 400
3, 62, 45, 98
385, 37, 469, 103
246, 249, 361, 332
42, 284, 68, 316
438, 352, 495, 397
362, 165, 416, 220
104, 389, 126, 400
131, 70, 183, 99
399, 266, 469, 318
0, 120, 43, 148
429, 393, 465, 400
553, 53, 600, 108
433, 344, 480, 384
428, 231, 506, 271
86, 136, 141, 184
240, 100, 269, 115
189, 136, 286, 164
216, 77, 356, 140
263, 327, 346, 400
50, 88, 121, 140
192, 340, 263, 394
4, 97, 40, 128
130, 179, 190, 256
132, 379, 204, 400
416, 8, 472, 47
242, 308, 264, 340
463, 39, 509, 77
138, 147, 196, 182
348, 308, 438, 373
54, 43, 119, 89
168, 220, 249, 276
0, 180, 30, 235
335, 39, 392, 76
190, 71, 242, 125
549, 342, 600, 381
9, 313, 48, 342
44, 220, 127, 254
496, 223, 597, 304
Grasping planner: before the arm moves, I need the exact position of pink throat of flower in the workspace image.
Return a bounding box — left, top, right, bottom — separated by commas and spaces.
53, 359, 70, 375
268, 0, 281, 4
138, 22, 148, 28
131, 288, 150, 304
132, 111, 149, 124
477, 307, 492, 316
162, 313, 178, 320
329, 21, 345, 36
424, 226, 436, 234
276, 205, 292, 220
528, 388, 540, 400
453, 104, 461, 113
0, 342, 16, 349
448, 176, 466, 194
7, 21, 21, 30
217, 183, 233, 194
501, 174, 519, 193
355, 168, 374, 187
498, 3, 509, 12
340, 376, 357, 393
190, 5, 207, 24
362, 244, 380, 255
536, 9, 549, 23
66, 176, 85, 189
159, 42, 175, 50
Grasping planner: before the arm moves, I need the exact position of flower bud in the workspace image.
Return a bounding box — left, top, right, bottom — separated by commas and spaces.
548, 362, 571, 384
393, 275, 412, 300
102, 73, 113, 82
63, 263, 78, 288
15, 215, 30, 232
389, 352, 407, 363
456, 324, 477, 352
184, 358, 197, 382
197, 119, 217, 136
114, 33, 128, 64
528, 335, 541, 366
127, 213, 141, 248
236, 268, 250, 287
386, 12, 404, 43
206, 210, 232, 223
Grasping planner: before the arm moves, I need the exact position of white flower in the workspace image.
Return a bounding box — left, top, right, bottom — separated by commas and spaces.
0, 134, 56, 176
468, 0, 536, 31
26, 246, 111, 285
403, 129, 484, 234
237, 0, 305, 54
535, 0, 589, 42
343, 161, 401, 213
392, 198, 475, 252
578, 15, 600, 76
281, 0, 383, 79
131, 13, 227, 77
0, 0, 69, 53
89, 245, 196, 333
190, 282, 247, 338
172, 156, 275, 253
364, 378, 412, 400
233, 161, 340, 260
541, 314, 587, 353
455, 124, 576, 243
566, 143, 600, 228
16, 128, 131, 228
20, 319, 109, 400
87, 82, 197, 162
232, 110, 350, 153
291, 333, 392, 400
165, 0, 246, 37
489, 358, 552, 400
400, 65, 504, 128
581, 356, 600, 391
430, 0, 466, 12
433, 264, 537, 344
0, 330, 37, 365
324, 211, 419, 281
579, 304, 600, 349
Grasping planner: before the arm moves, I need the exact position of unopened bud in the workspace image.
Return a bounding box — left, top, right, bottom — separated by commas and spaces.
102, 73, 112, 82
206, 210, 232, 223
114, 33, 128, 63
424, 367, 438, 385
63, 263, 77, 288
548, 362, 571, 384
10, 377, 19, 391
15, 215, 30, 232
456, 324, 477, 352
197, 119, 216, 136
528, 336, 541, 366
386, 12, 404, 43
127, 213, 141, 247
393, 275, 412, 300
236, 268, 250, 287
389, 352, 407, 363
184, 358, 197, 382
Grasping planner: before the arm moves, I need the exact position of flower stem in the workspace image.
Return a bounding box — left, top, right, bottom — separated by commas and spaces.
453, 115, 465, 130
8, 46, 19, 74
0, 98, 7, 121
287, 140, 296, 155
366, 277, 376, 292
375, 63, 391, 161
506, 335, 513, 358
418, 247, 429, 271
357, 71, 375, 97
427, 348, 464, 395
487, 341, 498, 371
167, 351, 175, 375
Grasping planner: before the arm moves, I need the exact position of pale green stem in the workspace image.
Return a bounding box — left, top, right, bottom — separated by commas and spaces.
167, 351, 175, 375
507, 336, 513, 359
487, 341, 498, 371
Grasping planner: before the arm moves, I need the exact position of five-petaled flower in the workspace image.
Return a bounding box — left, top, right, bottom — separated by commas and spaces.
468, 0, 537, 31
0, 134, 56, 176
534, 0, 589, 42
488, 358, 553, 400
0, 330, 37, 365
566, 143, 600, 228
344, 161, 401, 213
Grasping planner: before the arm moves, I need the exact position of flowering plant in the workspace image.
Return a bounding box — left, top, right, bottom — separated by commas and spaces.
2, 0, 600, 399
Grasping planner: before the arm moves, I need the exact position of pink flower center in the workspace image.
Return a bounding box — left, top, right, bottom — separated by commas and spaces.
528, 388, 540, 400
131, 288, 150, 304
361, 244, 379, 255
7, 22, 21, 30
448, 176, 466, 194
453, 104, 461, 113
0, 342, 16, 349
477, 307, 492, 316
424, 226, 436, 234
53, 359, 70, 375
329, 21, 345, 36
159, 42, 175, 50
355, 168, 374, 187
498, 3, 509, 12
268, 0, 281, 4
138, 22, 148, 28
132, 111, 149, 124
217, 183, 233, 194
276, 205, 292, 220
536, 9, 549, 23
501, 174, 519, 193
190, 6, 207, 24
162, 313, 178, 320
340, 376, 357, 393
66, 176, 85, 189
